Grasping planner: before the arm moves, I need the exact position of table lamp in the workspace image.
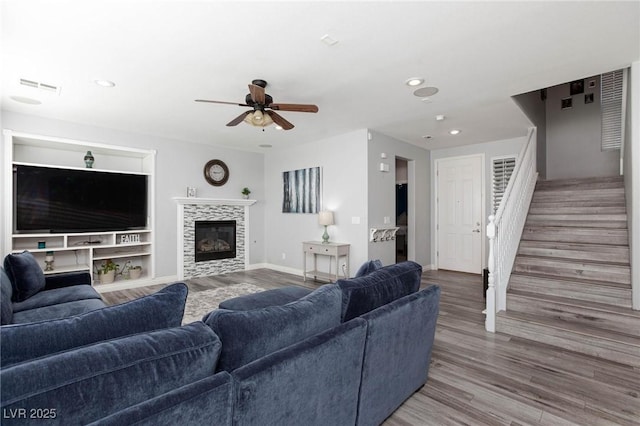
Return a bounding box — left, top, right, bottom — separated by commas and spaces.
318, 210, 334, 243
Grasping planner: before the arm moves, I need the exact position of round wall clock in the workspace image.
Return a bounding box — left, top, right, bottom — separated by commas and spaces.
204, 159, 229, 186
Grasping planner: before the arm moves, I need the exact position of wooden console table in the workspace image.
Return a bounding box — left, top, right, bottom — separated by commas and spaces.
302, 241, 350, 282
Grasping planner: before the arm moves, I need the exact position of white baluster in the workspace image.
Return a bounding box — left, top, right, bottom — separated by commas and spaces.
485, 214, 496, 332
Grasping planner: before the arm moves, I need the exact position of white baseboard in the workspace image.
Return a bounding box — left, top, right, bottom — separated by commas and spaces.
251, 263, 303, 277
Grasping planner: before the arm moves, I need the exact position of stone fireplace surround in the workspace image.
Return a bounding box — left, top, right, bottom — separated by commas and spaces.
174, 198, 256, 279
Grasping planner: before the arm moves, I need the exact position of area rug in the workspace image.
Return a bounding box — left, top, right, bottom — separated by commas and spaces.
182, 283, 265, 325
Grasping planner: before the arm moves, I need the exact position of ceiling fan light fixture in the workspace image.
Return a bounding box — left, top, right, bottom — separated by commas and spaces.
244, 110, 274, 128
449, 129, 461, 135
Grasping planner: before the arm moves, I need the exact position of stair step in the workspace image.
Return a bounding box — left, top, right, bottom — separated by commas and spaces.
525, 214, 627, 229
532, 191, 625, 204
496, 311, 640, 367
509, 273, 632, 307
521, 226, 628, 245
535, 176, 624, 191
514, 256, 630, 285
529, 204, 626, 215
517, 241, 630, 264
506, 290, 640, 338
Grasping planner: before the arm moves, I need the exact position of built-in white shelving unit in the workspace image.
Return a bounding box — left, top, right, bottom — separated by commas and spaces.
2, 130, 156, 289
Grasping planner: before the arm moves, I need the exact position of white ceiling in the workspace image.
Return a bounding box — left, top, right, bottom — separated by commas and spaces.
2, 1, 639, 152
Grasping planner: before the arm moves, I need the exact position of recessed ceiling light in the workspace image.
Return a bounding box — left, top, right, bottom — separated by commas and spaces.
413, 87, 439, 97
10, 95, 42, 105
449, 129, 461, 135
435, 115, 445, 121
94, 79, 116, 87
405, 78, 424, 87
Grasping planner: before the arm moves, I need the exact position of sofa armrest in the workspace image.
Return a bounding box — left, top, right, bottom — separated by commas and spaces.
44, 271, 92, 290
88, 372, 233, 426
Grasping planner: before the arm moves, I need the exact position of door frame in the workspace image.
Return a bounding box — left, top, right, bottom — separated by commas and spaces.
434, 153, 486, 272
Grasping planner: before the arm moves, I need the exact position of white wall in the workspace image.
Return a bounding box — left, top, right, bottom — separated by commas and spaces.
367, 131, 430, 266
1, 111, 266, 280
430, 136, 526, 268
546, 76, 620, 180
624, 61, 640, 310
263, 129, 369, 276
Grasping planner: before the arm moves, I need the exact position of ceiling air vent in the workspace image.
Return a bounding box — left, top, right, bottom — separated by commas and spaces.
19, 78, 61, 95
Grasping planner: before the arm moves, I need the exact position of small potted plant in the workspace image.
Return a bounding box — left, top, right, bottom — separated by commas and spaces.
241, 187, 251, 199
128, 265, 143, 280
97, 259, 119, 284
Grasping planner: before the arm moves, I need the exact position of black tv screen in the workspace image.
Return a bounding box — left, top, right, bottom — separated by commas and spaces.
14, 165, 148, 233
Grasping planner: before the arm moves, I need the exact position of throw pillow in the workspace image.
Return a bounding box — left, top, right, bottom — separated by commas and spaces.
204, 284, 342, 372
337, 261, 422, 322
1, 282, 189, 367
3, 251, 46, 302
1, 269, 14, 325
354, 259, 384, 277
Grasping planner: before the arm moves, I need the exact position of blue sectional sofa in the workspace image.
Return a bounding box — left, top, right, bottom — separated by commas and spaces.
1, 251, 106, 325
0, 260, 440, 425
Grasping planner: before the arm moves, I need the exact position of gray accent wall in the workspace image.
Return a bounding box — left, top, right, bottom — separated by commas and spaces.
546, 76, 620, 180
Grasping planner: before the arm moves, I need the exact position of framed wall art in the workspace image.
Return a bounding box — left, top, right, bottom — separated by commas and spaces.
282, 166, 321, 213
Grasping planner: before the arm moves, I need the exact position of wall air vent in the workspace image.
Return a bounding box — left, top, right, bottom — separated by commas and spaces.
19, 78, 61, 95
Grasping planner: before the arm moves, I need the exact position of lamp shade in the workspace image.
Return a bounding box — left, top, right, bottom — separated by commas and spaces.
318, 210, 334, 226
243, 110, 274, 127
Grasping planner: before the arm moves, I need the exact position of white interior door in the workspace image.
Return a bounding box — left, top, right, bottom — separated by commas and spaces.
436, 155, 483, 274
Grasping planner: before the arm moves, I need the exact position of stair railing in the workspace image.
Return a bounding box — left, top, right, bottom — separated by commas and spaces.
486, 127, 538, 332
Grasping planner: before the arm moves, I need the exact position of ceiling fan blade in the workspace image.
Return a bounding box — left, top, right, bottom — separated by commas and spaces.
267, 111, 294, 130
227, 111, 251, 127
269, 103, 318, 113
248, 84, 266, 104
195, 99, 251, 107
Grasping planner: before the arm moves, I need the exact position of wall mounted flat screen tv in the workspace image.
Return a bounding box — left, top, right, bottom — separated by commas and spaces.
14, 165, 148, 233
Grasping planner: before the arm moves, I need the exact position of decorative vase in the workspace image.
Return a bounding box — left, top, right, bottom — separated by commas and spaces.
84, 150, 95, 168
129, 267, 142, 280
99, 270, 115, 284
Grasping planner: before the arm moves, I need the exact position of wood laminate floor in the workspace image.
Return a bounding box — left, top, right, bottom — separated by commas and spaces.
101, 269, 640, 426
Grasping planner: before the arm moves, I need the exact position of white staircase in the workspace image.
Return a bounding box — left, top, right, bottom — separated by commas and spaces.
496, 176, 640, 366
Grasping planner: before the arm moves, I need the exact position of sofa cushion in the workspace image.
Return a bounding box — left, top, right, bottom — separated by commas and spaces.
12, 284, 102, 312
219, 285, 312, 310
204, 283, 342, 372
10, 298, 107, 324
0, 322, 221, 425
1, 269, 14, 325
2, 282, 188, 367
3, 251, 45, 302
354, 259, 383, 277
337, 260, 422, 322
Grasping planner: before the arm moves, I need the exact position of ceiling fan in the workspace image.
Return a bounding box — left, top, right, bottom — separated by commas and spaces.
195, 79, 318, 130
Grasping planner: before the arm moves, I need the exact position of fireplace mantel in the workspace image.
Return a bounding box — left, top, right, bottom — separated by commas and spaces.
173, 197, 256, 206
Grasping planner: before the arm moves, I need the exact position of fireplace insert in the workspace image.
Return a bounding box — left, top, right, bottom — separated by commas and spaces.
194, 220, 236, 262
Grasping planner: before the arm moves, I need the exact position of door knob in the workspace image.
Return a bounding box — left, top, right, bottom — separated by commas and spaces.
472, 229, 481, 233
